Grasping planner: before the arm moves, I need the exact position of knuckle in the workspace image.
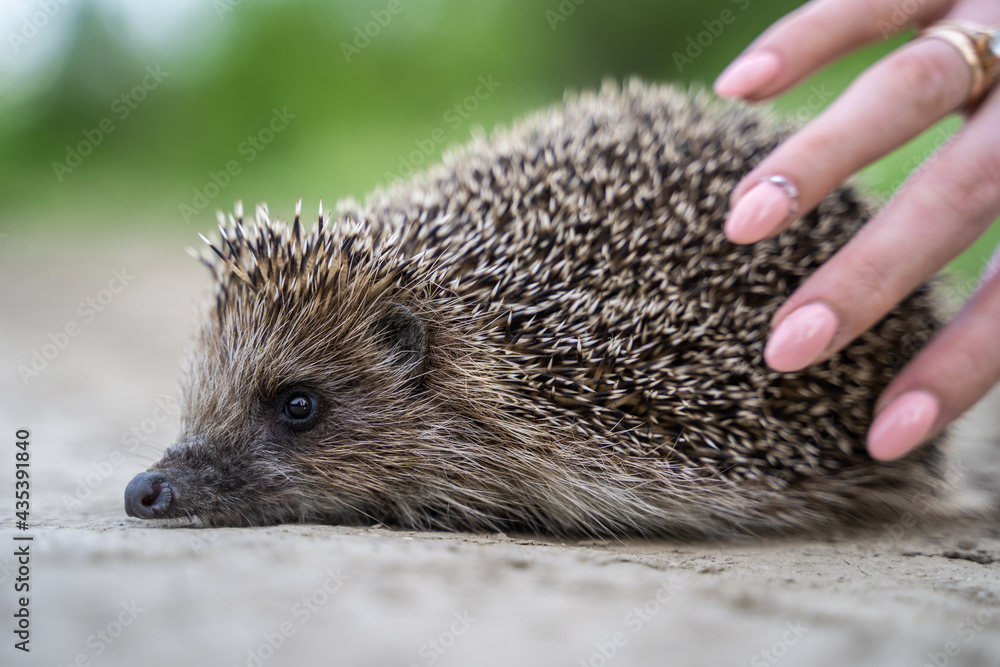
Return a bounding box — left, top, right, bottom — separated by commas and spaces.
844, 255, 898, 313
940, 344, 982, 390
780, 128, 841, 191
781, 5, 828, 37
794, 129, 840, 165
914, 339, 986, 415
930, 148, 1000, 224
880, 46, 959, 117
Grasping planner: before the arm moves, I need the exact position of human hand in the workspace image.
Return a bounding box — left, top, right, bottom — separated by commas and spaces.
712, 0, 1000, 461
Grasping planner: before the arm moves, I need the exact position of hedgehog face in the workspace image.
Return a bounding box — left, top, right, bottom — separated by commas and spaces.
124, 213, 536, 531
124, 272, 442, 527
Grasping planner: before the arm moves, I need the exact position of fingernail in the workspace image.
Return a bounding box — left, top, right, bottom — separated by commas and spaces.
867, 391, 940, 461
724, 179, 793, 244
714, 51, 781, 99
763, 303, 839, 372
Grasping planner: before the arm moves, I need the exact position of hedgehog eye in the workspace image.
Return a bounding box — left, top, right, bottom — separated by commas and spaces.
285, 394, 313, 420
276, 388, 322, 431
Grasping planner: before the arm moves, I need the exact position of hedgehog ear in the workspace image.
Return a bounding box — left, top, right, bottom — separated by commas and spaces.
374, 302, 428, 378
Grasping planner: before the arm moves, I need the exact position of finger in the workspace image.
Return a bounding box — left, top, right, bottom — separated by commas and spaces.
867, 256, 1000, 460
724, 37, 972, 244
761, 90, 1000, 373
947, 0, 1000, 23
714, 0, 952, 100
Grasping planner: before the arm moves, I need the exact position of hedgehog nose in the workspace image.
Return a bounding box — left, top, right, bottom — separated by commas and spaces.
124, 472, 175, 519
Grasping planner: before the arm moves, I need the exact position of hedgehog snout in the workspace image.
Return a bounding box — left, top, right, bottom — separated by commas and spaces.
124, 471, 176, 519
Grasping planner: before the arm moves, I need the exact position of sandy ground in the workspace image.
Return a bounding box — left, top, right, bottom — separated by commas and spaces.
1, 230, 999, 667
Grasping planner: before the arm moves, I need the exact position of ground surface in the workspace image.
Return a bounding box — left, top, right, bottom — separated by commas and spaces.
1, 232, 999, 667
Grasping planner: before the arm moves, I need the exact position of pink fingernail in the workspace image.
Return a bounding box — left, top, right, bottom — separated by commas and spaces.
867, 391, 939, 461
714, 51, 781, 99
763, 303, 839, 372
724, 179, 793, 244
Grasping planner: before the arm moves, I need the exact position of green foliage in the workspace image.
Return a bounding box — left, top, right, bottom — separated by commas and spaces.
0, 0, 993, 279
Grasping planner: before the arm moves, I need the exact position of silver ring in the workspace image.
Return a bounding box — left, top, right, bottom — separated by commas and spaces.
762, 174, 799, 220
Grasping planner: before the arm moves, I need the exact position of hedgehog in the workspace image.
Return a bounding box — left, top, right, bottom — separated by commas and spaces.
124, 79, 955, 538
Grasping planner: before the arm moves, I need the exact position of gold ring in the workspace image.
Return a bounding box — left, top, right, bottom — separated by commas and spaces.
917, 21, 1000, 115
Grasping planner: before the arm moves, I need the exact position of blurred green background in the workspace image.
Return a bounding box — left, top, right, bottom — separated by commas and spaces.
0, 0, 995, 286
